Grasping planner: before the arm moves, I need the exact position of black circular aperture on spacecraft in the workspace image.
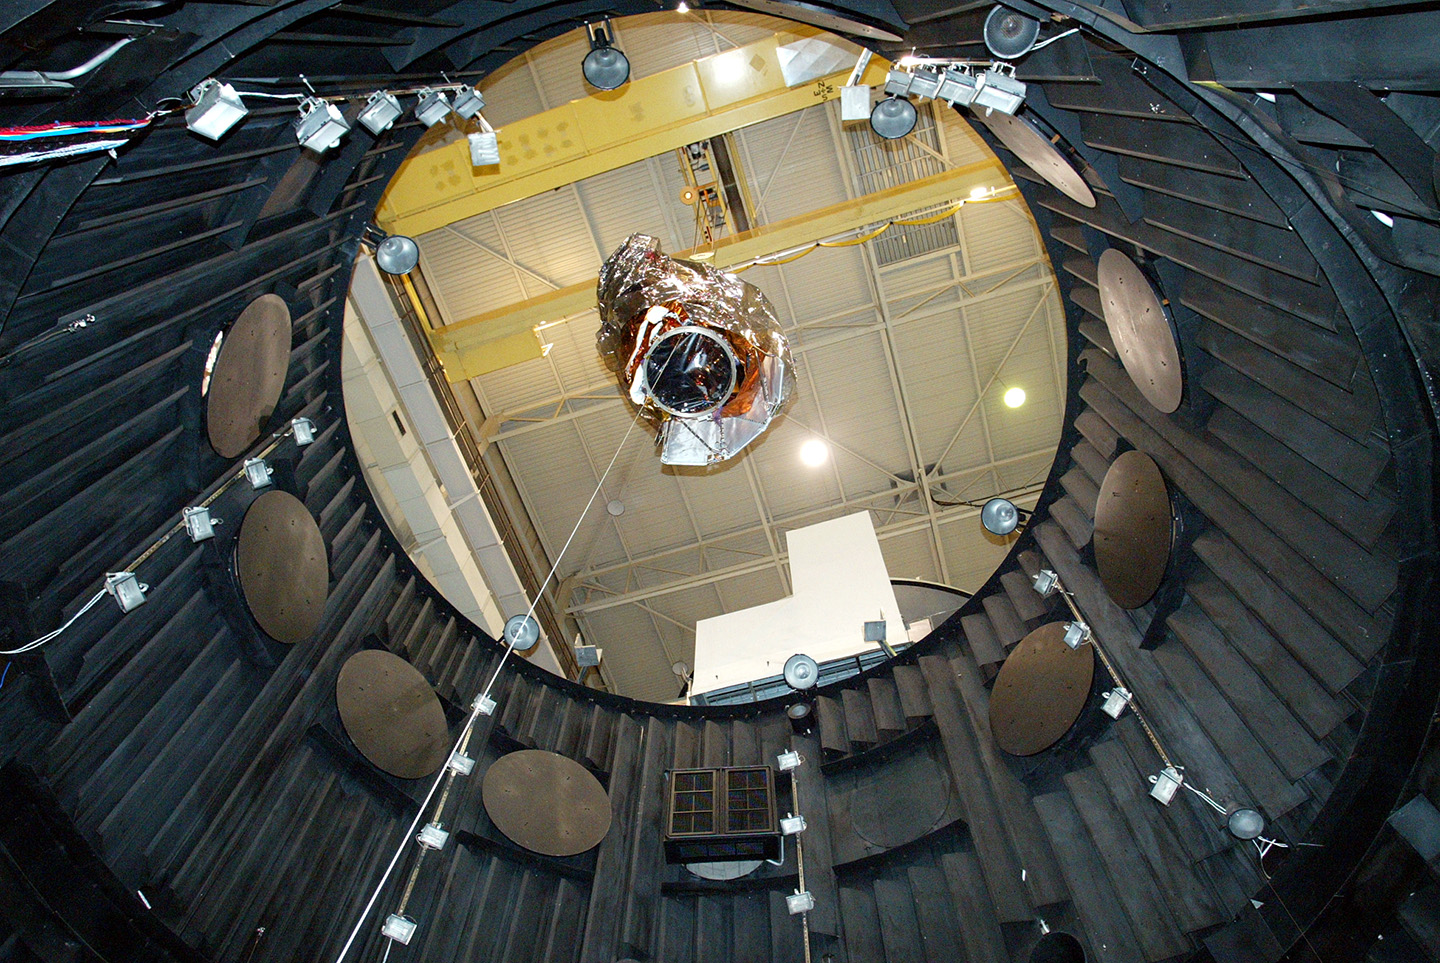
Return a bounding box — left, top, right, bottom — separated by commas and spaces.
641, 325, 739, 417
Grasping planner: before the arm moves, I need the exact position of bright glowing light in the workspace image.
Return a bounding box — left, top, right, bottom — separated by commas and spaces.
799, 438, 829, 467
712, 50, 748, 84
677, 1, 689, 11
897, 54, 921, 67
970, 186, 990, 199
1004, 386, 1026, 408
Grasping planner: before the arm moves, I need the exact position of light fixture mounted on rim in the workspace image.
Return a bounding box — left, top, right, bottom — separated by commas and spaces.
582, 20, 631, 91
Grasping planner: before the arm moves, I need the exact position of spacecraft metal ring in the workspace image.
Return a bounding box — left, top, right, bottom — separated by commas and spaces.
638, 324, 741, 419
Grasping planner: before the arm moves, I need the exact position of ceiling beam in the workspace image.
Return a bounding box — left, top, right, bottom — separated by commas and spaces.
569, 447, 1056, 582
425, 160, 1011, 380
568, 487, 1044, 615
376, 30, 891, 236
484, 261, 1050, 441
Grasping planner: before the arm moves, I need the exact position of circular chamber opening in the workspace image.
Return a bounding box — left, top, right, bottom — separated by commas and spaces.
640, 325, 739, 417
347, 10, 1068, 700
1030, 932, 1086, 963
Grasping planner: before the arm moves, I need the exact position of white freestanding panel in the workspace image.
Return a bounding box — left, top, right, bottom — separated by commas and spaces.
691, 511, 904, 695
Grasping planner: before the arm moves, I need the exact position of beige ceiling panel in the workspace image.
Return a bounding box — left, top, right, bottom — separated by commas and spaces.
474, 352, 563, 414
880, 253, 957, 303
476, 53, 548, 128
735, 104, 850, 224
575, 160, 683, 256
493, 190, 603, 289
763, 245, 872, 327
960, 199, 1041, 273
804, 331, 911, 479
878, 528, 941, 584
940, 110, 1002, 168
580, 606, 681, 701
938, 513, 1023, 593
417, 224, 528, 323
754, 418, 843, 519
674, 465, 766, 538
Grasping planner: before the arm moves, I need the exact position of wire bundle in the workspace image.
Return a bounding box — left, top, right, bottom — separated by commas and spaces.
0, 116, 153, 167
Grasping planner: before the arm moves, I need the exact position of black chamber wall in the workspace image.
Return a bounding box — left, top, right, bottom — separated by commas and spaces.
0, 2, 1436, 962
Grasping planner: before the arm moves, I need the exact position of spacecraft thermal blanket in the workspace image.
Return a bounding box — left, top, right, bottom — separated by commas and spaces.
596, 234, 792, 466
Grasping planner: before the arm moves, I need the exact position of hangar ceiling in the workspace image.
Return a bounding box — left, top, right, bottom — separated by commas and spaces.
394, 13, 1066, 699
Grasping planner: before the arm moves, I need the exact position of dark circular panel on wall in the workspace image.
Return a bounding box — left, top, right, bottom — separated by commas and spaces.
849, 745, 951, 848
337, 650, 451, 779
1096, 249, 1184, 413
236, 490, 329, 644
483, 749, 612, 856
989, 622, 1095, 756
975, 110, 1096, 208
206, 293, 292, 458
1094, 450, 1175, 609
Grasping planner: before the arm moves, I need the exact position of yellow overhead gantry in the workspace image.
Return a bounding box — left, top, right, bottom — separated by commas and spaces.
426, 162, 1011, 380
375, 29, 890, 235
376, 27, 1012, 380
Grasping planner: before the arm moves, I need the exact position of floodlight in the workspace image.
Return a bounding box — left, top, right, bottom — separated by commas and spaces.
452, 85, 486, 120
1149, 766, 1183, 806
780, 813, 807, 835
243, 457, 273, 489
105, 571, 148, 613
907, 68, 942, 101
863, 620, 887, 643
984, 5, 1041, 59
185, 79, 247, 140
1062, 620, 1090, 649
1228, 808, 1266, 840
291, 417, 315, 446
583, 21, 630, 90
374, 235, 420, 275
973, 68, 1027, 116
883, 69, 914, 97
294, 97, 349, 153
1102, 687, 1131, 719
980, 496, 1026, 535
503, 613, 540, 651
183, 506, 217, 542
776, 750, 802, 771
840, 84, 871, 121
468, 130, 500, 167
414, 87, 452, 127
1032, 568, 1059, 597
576, 644, 603, 667
783, 653, 819, 690
786, 890, 815, 915
357, 90, 402, 135
416, 822, 450, 850
870, 96, 917, 140
786, 701, 815, 735
381, 914, 417, 945
936, 67, 978, 107
447, 751, 476, 775
472, 693, 496, 715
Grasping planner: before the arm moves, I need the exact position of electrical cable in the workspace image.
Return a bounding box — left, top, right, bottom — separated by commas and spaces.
333, 412, 642, 963
730, 188, 1017, 274
0, 662, 10, 691
4, 418, 313, 657
1, 589, 107, 656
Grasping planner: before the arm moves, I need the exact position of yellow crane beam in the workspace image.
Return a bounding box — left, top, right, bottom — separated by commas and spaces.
428, 160, 1012, 381
375, 30, 889, 236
